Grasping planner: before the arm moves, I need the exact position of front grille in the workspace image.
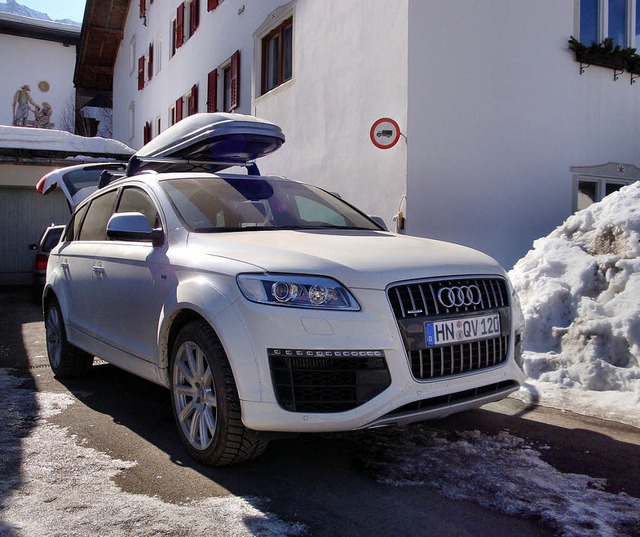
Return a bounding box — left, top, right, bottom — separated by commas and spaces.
268, 349, 391, 413
388, 277, 509, 319
387, 277, 511, 381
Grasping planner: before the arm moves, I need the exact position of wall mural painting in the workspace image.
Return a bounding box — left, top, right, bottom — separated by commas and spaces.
11, 82, 55, 129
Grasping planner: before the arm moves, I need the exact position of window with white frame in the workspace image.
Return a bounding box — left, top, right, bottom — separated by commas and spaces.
128, 102, 135, 141
129, 36, 136, 75
572, 163, 639, 211
170, 17, 177, 57
155, 116, 161, 137
578, 0, 640, 47
260, 16, 293, 95
155, 35, 163, 75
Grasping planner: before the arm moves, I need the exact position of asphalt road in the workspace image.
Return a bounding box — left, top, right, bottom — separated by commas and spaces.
2, 286, 639, 536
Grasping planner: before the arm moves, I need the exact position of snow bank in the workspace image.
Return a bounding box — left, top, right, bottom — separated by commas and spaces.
356, 425, 640, 536
509, 182, 640, 427
0, 125, 133, 156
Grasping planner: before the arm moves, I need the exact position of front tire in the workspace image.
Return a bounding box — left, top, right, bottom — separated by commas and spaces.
170, 320, 268, 466
45, 299, 93, 377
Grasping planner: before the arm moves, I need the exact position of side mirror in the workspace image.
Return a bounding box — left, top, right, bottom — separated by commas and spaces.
369, 215, 388, 231
107, 212, 164, 246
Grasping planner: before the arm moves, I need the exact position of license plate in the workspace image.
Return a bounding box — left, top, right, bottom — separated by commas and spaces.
425, 313, 501, 347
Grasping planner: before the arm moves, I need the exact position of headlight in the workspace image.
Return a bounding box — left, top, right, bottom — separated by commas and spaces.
237, 274, 360, 311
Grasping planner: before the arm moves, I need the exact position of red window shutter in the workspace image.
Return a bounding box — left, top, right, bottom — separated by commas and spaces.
230, 50, 240, 110
187, 84, 198, 116
138, 56, 145, 90
139, 0, 146, 18
207, 69, 218, 112
192, 0, 200, 32
175, 97, 184, 123
143, 121, 151, 144
207, 0, 218, 12
176, 4, 185, 48
148, 43, 154, 81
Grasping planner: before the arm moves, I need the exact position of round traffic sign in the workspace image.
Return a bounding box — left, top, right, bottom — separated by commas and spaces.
370, 117, 401, 149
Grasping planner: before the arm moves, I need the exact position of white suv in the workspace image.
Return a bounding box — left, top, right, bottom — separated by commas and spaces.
43, 113, 525, 466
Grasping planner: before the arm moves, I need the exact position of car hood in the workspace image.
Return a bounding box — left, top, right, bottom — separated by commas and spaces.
187, 229, 505, 290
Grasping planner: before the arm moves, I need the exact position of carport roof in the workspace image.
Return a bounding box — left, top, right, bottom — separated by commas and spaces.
0, 11, 80, 44
74, 0, 130, 92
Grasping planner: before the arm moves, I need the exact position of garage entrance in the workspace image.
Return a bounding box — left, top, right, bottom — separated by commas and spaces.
0, 186, 69, 285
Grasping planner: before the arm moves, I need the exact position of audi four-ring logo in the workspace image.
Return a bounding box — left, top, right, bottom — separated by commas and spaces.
437, 285, 482, 308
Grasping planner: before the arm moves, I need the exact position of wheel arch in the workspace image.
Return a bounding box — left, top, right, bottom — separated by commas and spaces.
156, 281, 263, 402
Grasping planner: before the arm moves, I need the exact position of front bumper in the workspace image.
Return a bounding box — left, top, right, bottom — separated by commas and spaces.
215, 282, 525, 433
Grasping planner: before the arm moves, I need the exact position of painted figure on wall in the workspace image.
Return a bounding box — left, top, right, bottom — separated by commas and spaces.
33, 101, 54, 129
12, 84, 38, 126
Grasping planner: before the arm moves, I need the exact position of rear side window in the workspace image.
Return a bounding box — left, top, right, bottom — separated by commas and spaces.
41, 228, 64, 252
78, 190, 118, 241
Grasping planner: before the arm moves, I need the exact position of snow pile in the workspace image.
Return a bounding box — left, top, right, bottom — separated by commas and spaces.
509, 182, 640, 427
0, 125, 133, 157
355, 425, 640, 536
0, 372, 305, 537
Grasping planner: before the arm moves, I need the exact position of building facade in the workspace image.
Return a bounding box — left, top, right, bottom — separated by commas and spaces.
0, 12, 79, 131
101, 0, 640, 268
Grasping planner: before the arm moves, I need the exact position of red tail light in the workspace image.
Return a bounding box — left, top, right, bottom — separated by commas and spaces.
35, 253, 48, 271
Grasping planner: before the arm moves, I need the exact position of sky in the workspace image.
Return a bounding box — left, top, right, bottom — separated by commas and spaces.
18, 0, 86, 23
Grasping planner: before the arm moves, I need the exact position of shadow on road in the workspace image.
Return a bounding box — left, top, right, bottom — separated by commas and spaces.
0, 287, 42, 536
51, 356, 640, 536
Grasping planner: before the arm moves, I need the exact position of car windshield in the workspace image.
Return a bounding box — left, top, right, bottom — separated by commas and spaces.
161, 176, 382, 232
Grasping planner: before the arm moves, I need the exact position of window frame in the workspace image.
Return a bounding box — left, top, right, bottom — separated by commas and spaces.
577, 0, 640, 47
129, 36, 136, 75
154, 35, 163, 75
571, 162, 640, 211
128, 102, 135, 141
260, 16, 293, 95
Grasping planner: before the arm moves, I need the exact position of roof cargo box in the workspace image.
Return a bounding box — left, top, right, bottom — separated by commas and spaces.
128, 113, 285, 175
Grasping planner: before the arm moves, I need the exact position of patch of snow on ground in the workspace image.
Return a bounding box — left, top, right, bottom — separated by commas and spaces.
0, 371, 305, 537
508, 182, 640, 428
355, 425, 640, 537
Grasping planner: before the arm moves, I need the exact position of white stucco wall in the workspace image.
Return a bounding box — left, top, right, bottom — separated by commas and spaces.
113, 0, 288, 148
112, 0, 408, 226
254, 0, 408, 226
0, 33, 76, 130
406, 0, 640, 268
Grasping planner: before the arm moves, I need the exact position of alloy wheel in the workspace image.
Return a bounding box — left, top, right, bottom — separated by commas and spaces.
172, 340, 218, 451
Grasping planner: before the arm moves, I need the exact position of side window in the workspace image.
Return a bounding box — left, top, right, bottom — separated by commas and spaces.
117, 187, 161, 228
78, 190, 118, 241
64, 203, 89, 242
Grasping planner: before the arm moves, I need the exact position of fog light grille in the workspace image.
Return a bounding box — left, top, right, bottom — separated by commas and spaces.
268, 349, 391, 413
